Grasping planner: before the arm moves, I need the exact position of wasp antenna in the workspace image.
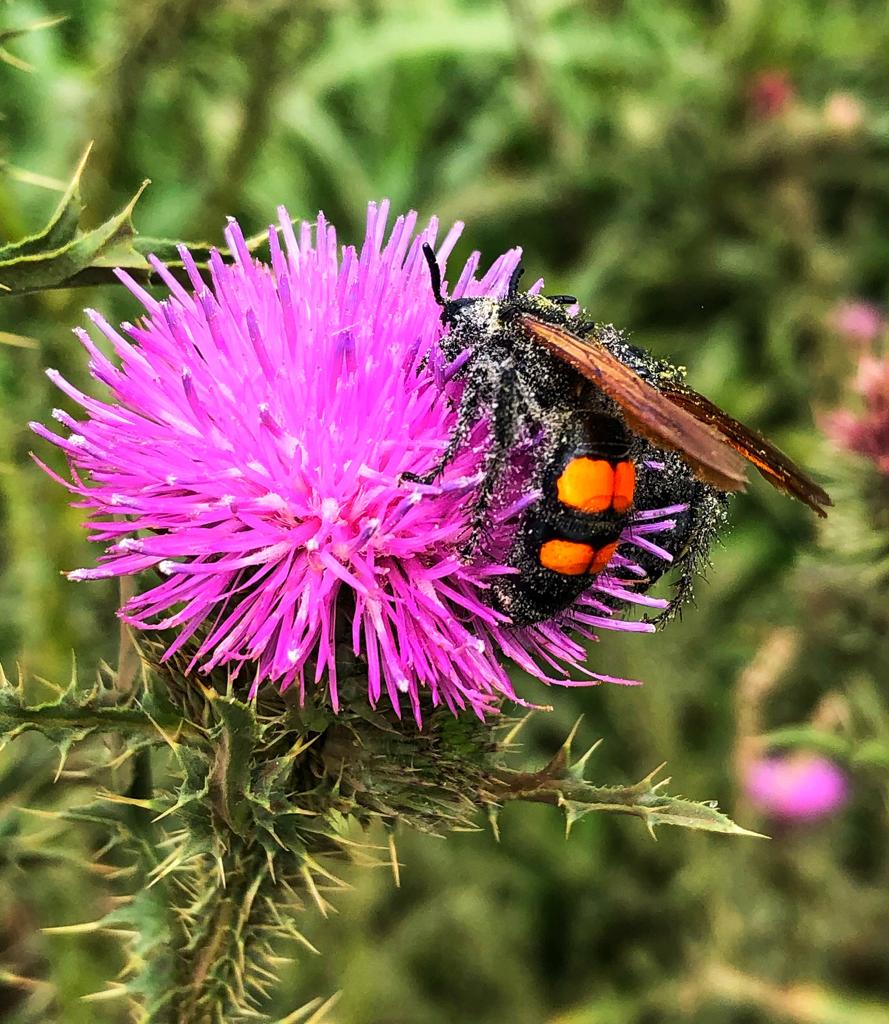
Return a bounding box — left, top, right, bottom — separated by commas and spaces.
507, 263, 525, 299
422, 243, 445, 307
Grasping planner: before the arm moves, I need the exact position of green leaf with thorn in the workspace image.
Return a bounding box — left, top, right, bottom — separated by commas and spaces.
483, 718, 764, 839
0, 145, 274, 297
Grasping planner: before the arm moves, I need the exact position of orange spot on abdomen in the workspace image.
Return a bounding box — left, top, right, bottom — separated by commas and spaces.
612, 460, 636, 512
556, 458, 614, 513
588, 540, 620, 574
556, 457, 636, 513
539, 538, 620, 576
539, 538, 596, 575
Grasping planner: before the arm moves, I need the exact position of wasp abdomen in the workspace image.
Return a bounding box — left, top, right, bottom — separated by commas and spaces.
491, 422, 635, 623
525, 415, 635, 582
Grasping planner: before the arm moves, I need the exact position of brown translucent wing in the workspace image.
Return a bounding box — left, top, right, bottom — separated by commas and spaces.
521, 314, 832, 515
654, 383, 832, 517
520, 314, 748, 493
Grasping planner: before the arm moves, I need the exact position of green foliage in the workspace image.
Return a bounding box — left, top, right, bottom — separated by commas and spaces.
0, 651, 754, 1020
0, 662, 165, 757
0, 146, 275, 296
487, 722, 761, 839
0, 146, 145, 295
0, 14, 65, 72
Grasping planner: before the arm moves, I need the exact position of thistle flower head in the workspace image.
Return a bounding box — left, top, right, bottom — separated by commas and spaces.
744, 753, 848, 822
33, 203, 678, 721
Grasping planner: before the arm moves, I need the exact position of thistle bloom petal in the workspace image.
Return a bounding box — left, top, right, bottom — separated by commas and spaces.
34, 203, 676, 720
745, 754, 848, 822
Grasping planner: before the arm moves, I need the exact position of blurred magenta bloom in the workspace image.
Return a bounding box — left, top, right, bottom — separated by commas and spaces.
745, 753, 848, 821
33, 203, 676, 720
823, 331, 889, 475
830, 300, 885, 346
747, 70, 795, 119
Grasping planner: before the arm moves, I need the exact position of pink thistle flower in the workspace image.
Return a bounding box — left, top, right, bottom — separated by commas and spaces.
32, 203, 676, 721
747, 70, 795, 120
823, 324, 889, 475
829, 300, 885, 347
744, 753, 848, 822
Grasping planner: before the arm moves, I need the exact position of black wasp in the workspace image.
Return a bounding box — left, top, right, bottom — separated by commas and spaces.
408, 244, 830, 626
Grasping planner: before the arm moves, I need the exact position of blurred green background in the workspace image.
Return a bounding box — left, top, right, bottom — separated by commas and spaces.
2, 1, 889, 1021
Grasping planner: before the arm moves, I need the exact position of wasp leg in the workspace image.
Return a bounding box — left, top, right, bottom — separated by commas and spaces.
421, 243, 445, 307
647, 484, 727, 626
463, 366, 522, 552
402, 411, 474, 485
402, 365, 488, 485
462, 366, 558, 554
571, 319, 597, 337
513, 368, 547, 422
507, 263, 525, 300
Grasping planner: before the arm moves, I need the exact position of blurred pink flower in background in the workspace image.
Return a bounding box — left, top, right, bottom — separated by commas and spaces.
830, 300, 885, 346
824, 303, 889, 474
747, 70, 795, 119
745, 753, 848, 821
